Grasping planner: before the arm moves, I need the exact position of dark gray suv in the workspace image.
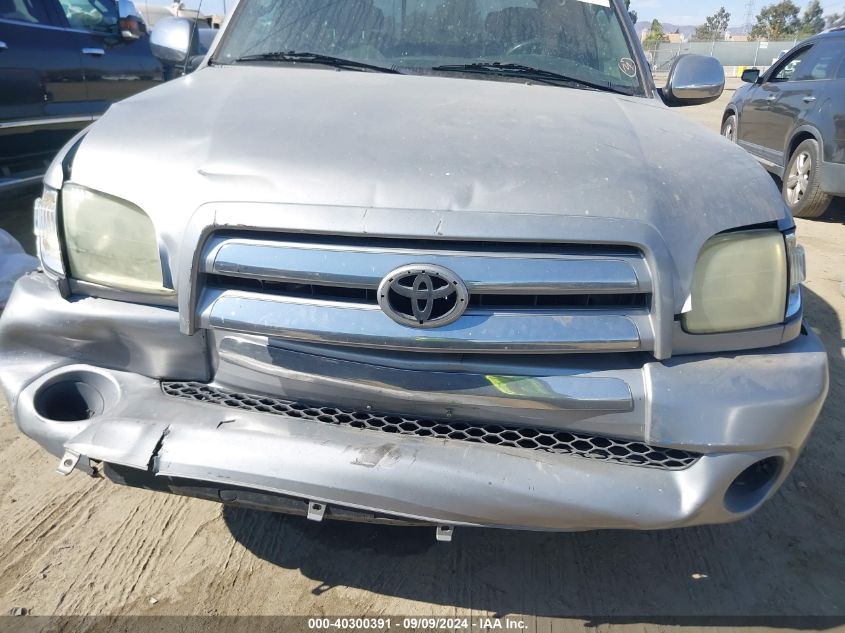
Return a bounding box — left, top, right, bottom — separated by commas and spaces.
723, 29, 845, 218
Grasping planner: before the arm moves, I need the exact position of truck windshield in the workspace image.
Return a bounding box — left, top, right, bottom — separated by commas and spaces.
213, 0, 645, 94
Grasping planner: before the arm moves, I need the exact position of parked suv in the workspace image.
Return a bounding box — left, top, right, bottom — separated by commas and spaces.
0, 0, 161, 191
0, 0, 828, 536
723, 29, 845, 218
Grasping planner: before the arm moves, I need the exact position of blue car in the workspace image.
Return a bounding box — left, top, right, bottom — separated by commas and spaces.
0, 0, 162, 192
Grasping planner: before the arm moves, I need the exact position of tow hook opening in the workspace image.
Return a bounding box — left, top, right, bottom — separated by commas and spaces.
33, 370, 118, 422
724, 456, 784, 513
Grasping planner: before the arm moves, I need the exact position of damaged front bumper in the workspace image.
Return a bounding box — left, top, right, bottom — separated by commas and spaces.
0, 273, 830, 531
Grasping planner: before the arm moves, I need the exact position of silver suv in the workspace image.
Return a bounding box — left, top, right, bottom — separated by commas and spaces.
0, 0, 828, 536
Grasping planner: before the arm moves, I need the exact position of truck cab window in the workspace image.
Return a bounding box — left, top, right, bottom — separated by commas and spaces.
0, 0, 51, 24
57, 0, 118, 33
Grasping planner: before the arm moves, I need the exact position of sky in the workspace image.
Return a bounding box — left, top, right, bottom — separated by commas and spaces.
140, 0, 844, 27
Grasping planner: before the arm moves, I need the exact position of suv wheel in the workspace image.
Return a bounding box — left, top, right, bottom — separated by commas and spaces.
783, 139, 832, 219
721, 114, 737, 142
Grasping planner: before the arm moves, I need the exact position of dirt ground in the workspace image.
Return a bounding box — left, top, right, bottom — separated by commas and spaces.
0, 81, 844, 630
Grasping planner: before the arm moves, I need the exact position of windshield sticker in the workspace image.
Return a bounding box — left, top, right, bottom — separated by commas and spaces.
619, 58, 637, 77
576, 0, 611, 6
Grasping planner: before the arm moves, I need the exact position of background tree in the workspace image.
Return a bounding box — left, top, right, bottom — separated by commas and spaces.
826, 9, 844, 29
644, 18, 666, 42
624, 0, 637, 25
800, 0, 825, 35
750, 0, 800, 39
694, 7, 732, 41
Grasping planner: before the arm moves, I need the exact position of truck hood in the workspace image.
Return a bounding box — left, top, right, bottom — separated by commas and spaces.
67, 65, 790, 304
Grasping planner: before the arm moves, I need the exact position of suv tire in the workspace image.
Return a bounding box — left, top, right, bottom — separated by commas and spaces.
721, 114, 738, 142
784, 139, 832, 219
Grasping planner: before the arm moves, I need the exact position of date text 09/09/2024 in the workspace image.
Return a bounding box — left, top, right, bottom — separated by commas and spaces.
307, 618, 527, 630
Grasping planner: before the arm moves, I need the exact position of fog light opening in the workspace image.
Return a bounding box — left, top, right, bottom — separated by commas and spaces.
724, 457, 784, 514
34, 381, 104, 422
32, 369, 119, 422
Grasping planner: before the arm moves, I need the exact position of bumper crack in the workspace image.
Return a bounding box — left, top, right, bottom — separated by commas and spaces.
147, 425, 170, 473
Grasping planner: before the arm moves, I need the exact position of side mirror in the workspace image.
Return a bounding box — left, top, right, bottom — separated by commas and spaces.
741, 68, 761, 84
196, 26, 218, 52
150, 17, 193, 66
662, 54, 725, 107
186, 54, 205, 72
117, 0, 146, 40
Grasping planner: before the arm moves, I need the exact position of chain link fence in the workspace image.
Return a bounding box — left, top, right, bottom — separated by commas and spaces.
642, 39, 802, 72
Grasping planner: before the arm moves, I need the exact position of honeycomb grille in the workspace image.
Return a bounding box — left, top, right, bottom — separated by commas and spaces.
161, 382, 699, 471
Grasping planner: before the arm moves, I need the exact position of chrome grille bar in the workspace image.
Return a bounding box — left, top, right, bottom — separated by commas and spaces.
199, 291, 643, 353
205, 238, 649, 295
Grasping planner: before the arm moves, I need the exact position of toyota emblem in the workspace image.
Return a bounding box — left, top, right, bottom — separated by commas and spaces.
377, 265, 469, 328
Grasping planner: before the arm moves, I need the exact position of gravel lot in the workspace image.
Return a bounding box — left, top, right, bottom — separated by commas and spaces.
0, 81, 844, 629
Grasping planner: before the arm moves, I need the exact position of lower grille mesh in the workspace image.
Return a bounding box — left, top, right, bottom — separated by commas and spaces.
161, 382, 699, 471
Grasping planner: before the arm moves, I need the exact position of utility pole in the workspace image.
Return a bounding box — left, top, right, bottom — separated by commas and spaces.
401, 0, 406, 35
743, 0, 755, 34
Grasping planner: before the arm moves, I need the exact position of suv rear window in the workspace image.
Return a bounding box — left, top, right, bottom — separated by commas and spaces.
795, 40, 845, 81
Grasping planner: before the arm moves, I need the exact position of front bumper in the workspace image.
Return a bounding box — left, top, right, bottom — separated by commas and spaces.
820, 159, 845, 196
0, 273, 829, 531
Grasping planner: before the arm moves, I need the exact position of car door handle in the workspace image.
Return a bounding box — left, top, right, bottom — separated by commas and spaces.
81, 47, 105, 56
803, 96, 817, 103
766, 95, 778, 102
0, 41, 8, 51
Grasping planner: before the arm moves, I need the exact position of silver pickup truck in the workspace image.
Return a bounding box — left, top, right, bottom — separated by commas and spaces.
0, 0, 829, 537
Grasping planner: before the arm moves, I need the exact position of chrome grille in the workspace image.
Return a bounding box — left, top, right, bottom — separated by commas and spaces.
196, 234, 658, 354
162, 381, 699, 471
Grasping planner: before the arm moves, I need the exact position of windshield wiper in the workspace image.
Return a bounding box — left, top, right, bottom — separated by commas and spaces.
233, 51, 400, 74
430, 62, 635, 95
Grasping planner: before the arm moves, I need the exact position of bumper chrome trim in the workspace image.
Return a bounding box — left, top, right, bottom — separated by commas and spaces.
215, 335, 636, 414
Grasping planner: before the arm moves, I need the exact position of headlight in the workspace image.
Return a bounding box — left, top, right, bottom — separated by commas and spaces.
34, 187, 63, 276
682, 230, 787, 334
62, 184, 173, 295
